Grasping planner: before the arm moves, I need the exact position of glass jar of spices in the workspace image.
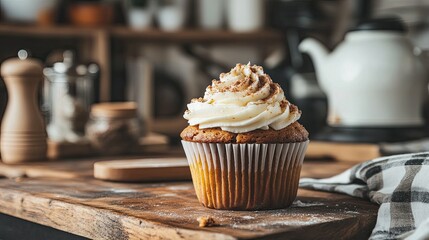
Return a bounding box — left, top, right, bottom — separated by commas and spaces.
86, 102, 140, 155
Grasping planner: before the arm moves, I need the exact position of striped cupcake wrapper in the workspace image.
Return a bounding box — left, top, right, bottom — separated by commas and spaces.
181, 140, 309, 210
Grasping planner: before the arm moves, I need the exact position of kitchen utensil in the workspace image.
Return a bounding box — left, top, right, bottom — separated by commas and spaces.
68, 2, 114, 27
227, 0, 264, 32
156, 0, 189, 31
37, 8, 56, 26
300, 17, 429, 142
86, 102, 140, 155
197, 0, 225, 30
0, 0, 59, 23
0, 53, 47, 164
43, 50, 97, 143
125, 0, 156, 30
94, 158, 191, 182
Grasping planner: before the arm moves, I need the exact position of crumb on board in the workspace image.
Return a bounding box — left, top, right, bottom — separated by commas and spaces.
197, 216, 216, 227
14, 176, 27, 182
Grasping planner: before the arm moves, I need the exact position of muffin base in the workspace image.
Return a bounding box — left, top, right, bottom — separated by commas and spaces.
180, 122, 309, 143
182, 140, 309, 210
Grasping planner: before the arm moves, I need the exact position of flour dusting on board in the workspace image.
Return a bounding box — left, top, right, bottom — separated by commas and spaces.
108, 188, 137, 193
293, 200, 325, 207
160, 193, 177, 197
345, 211, 360, 214
140, 203, 346, 231
231, 215, 339, 230
167, 185, 193, 191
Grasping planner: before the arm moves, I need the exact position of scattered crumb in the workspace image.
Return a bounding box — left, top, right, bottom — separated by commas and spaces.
198, 216, 216, 227
345, 211, 360, 214
108, 188, 136, 194
14, 177, 25, 182
160, 193, 177, 197
5, 170, 26, 179
167, 185, 193, 191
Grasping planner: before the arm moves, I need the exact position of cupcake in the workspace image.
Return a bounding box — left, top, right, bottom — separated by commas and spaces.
181, 63, 309, 210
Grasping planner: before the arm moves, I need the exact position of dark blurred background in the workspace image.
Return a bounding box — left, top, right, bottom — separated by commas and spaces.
0, 0, 428, 142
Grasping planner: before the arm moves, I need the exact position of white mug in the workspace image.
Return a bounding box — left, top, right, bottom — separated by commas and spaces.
126, 0, 157, 30
197, 0, 225, 30
157, 0, 189, 31
227, 0, 264, 32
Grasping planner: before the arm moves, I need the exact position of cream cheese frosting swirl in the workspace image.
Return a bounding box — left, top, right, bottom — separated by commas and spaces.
183, 63, 301, 133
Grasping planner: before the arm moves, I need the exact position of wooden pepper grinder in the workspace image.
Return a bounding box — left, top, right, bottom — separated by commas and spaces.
0, 53, 47, 163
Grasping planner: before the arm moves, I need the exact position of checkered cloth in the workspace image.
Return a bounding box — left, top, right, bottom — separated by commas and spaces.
299, 152, 429, 240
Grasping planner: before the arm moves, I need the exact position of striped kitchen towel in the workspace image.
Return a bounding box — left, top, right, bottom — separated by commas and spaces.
299, 152, 429, 240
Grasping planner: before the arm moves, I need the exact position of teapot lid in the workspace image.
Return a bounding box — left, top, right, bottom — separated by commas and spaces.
349, 17, 406, 33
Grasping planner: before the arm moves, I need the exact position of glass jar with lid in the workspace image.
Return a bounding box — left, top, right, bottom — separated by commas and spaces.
43, 50, 99, 143
86, 102, 140, 155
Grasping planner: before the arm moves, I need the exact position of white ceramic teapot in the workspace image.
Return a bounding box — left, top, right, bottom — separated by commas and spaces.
299, 17, 428, 127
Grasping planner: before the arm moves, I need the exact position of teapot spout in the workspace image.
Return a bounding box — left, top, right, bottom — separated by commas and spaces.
299, 38, 329, 86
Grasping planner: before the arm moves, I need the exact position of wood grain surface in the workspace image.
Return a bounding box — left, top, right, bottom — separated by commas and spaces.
0, 158, 378, 240
0, 178, 377, 240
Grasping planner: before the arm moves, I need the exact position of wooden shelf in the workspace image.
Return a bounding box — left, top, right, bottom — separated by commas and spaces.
0, 24, 284, 42
0, 23, 284, 103
0, 24, 111, 101
110, 27, 284, 43
0, 24, 98, 38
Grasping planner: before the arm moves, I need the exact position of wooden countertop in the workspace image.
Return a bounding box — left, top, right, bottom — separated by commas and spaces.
0, 155, 378, 240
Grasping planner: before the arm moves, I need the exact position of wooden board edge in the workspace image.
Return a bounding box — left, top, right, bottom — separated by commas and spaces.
93, 165, 192, 182
306, 141, 381, 162
0, 187, 236, 240
93, 158, 191, 182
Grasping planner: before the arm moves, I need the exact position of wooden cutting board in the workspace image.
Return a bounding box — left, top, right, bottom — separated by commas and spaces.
307, 141, 381, 162
94, 158, 191, 182
0, 155, 377, 239
0, 178, 378, 240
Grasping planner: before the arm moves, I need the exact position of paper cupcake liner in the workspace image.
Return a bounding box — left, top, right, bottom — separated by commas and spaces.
181, 140, 309, 210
